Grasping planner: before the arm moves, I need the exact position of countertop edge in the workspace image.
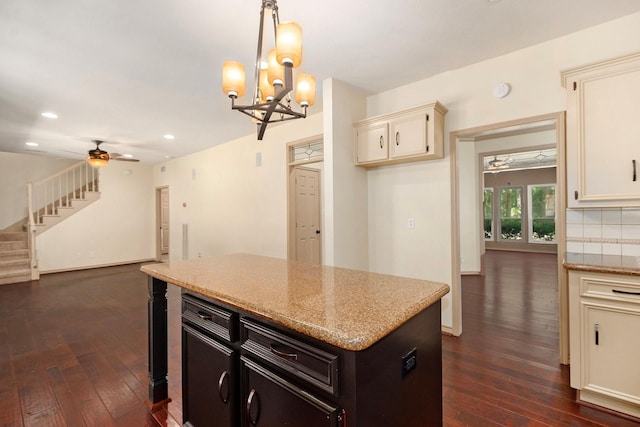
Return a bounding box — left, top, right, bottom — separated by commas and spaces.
562, 261, 640, 276
141, 265, 450, 351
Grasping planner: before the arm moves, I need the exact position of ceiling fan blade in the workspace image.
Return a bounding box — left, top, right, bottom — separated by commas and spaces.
110, 152, 140, 162
112, 157, 140, 163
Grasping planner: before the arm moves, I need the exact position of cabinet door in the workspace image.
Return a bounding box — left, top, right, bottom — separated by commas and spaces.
581, 303, 640, 403
565, 54, 640, 207
356, 122, 388, 164
389, 112, 428, 159
183, 324, 237, 427
241, 356, 339, 427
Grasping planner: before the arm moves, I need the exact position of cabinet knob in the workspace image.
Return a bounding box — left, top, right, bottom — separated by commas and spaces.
247, 388, 260, 425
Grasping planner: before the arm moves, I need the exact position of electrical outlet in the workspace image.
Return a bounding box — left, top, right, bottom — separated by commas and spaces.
408, 218, 415, 229
401, 347, 417, 378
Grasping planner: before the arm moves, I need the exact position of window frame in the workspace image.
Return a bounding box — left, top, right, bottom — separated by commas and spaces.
527, 183, 556, 244
497, 186, 524, 242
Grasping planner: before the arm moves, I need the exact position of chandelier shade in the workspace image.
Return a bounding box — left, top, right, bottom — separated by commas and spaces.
276, 21, 302, 67
267, 49, 285, 86
222, 61, 246, 98
222, 0, 315, 140
296, 74, 316, 106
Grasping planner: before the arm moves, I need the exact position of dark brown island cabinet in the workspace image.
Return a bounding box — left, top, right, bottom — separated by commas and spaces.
142, 254, 449, 427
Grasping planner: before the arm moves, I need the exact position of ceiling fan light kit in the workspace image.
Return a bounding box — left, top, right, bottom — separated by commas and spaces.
87, 140, 140, 167
222, 0, 315, 140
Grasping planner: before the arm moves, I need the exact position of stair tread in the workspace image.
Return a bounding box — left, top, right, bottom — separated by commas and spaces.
0, 268, 31, 278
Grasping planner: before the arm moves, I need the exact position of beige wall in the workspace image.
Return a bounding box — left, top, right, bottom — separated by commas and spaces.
0, 153, 77, 229
36, 160, 155, 272
152, 113, 324, 262
364, 12, 640, 331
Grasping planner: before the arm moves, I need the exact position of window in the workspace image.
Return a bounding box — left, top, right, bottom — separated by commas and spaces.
499, 187, 523, 241
528, 184, 556, 243
483, 188, 493, 240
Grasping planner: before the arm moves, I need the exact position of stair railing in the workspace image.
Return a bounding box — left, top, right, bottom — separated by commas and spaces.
29, 161, 100, 225
26, 161, 100, 279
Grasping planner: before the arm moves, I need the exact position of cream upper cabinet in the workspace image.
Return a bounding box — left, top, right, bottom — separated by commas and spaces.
568, 270, 640, 418
562, 52, 640, 208
354, 101, 447, 168
355, 121, 388, 164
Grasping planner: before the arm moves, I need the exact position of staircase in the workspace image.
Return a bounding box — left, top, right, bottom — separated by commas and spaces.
29, 161, 101, 236
0, 231, 31, 285
1, 161, 101, 285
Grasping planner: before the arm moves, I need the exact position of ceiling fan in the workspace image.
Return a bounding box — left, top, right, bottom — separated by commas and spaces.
88, 139, 140, 167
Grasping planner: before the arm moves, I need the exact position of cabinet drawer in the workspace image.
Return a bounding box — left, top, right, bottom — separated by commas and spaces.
182, 293, 237, 342
241, 356, 340, 426
241, 318, 339, 396
577, 275, 640, 304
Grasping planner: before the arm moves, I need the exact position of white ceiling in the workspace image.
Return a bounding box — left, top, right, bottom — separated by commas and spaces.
1, 0, 640, 164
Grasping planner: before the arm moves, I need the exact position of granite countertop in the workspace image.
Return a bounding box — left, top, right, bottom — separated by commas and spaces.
141, 253, 450, 351
563, 252, 640, 276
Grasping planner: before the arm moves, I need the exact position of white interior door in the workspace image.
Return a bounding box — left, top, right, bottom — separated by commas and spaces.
294, 167, 321, 264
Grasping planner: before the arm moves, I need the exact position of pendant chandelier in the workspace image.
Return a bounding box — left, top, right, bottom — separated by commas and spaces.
222, 0, 316, 140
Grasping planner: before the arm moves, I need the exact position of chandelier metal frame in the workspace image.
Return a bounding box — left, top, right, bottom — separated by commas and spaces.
228, 0, 307, 140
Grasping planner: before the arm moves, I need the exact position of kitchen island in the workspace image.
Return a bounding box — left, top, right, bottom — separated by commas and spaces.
141, 253, 450, 426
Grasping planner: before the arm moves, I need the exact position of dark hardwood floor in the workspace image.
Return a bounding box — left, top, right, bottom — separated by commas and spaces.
0, 253, 637, 426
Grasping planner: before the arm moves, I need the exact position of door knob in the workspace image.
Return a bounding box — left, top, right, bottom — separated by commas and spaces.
315, 230, 320, 234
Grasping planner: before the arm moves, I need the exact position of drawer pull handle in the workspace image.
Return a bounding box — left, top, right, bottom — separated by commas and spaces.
270, 343, 298, 361
218, 370, 229, 404
396, 131, 400, 146
612, 289, 640, 296
634, 159, 637, 182
247, 388, 260, 425
197, 310, 214, 321
379, 135, 384, 149
595, 323, 599, 346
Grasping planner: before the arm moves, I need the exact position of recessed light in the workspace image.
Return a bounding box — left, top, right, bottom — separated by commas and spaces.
123, 153, 133, 158
164, 134, 175, 140
25, 142, 39, 147
41, 112, 58, 119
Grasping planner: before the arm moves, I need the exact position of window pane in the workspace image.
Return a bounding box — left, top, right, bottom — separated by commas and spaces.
483, 188, 493, 240
500, 187, 522, 240
530, 185, 556, 242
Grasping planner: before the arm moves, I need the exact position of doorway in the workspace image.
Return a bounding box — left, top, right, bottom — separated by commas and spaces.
292, 167, 322, 264
450, 112, 568, 364
156, 186, 170, 262
286, 135, 324, 264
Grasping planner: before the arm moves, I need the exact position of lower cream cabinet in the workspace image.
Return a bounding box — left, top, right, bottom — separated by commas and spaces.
568, 270, 640, 418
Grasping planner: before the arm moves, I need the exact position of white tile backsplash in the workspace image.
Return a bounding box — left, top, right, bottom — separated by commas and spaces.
621, 224, 640, 239
584, 242, 602, 254
567, 241, 584, 253
583, 210, 602, 225
622, 244, 640, 256
621, 209, 640, 225
602, 208, 622, 225
566, 210, 584, 224
583, 224, 602, 239
602, 224, 622, 239
602, 243, 622, 256
566, 223, 583, 239
566, 208, 640, 256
